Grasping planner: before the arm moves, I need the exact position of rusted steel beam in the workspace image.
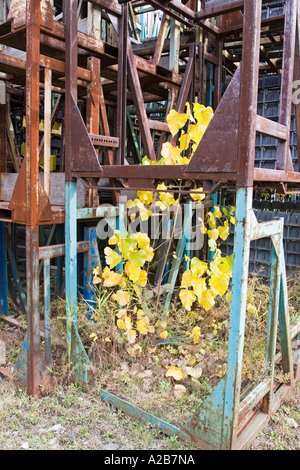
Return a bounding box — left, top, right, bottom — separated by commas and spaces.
127, 38, 156, 161
86, 56, 101, 207
88, 0, 122, 17
146, 0, 195, 27
38, 241, 90, 260
276, 0, 297, 171
152, 13, 169, 65
25, 0, 43, 396
196, 0, 272, 22
0, 81, 6, 173
295, 4, 300, 173
115, 3, 127, 166
43, 66, 51, 197
256, 115, 289, 141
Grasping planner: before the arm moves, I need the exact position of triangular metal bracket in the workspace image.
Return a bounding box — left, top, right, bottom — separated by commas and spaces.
8, 159, 52, 224
69, 96, 102, 173
184, 65, 241, 175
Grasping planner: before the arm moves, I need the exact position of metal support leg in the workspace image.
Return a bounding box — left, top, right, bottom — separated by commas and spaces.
65, 181, 78, 356
183, 187, 253, 450
0, 222, 8, 316
83, 226, 101, 319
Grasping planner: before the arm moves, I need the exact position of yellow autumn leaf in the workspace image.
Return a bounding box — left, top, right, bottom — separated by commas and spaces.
124, 315, 132, 331
207, 212, 217, 229
104, 247, 122, 269
247, 303, 258, 317
133, 285, 141, 298
93, 266, 100, 276
190, 258, 207, 277
92, 273, 101, 285
136, 233, 150, 249
181, 269, 192, 289
213, 206, 222, 218
126, 329, 137, 344
165, 366, 184, 381
144, 246, 154, 262
185, 366, 202, 379
199, 289, 216, 311
136, 316, 150, 335
137, 190, 153, 206
192, 277, 207, 300
102, 267, 123, 287
117, 318, 126, 330
90, 333, 98, 342
190, 188, 206, 203
187, 122, 206, 145
179, 132, 192, 152
185, 102, 195, 122
137, 308, 145, 319
167, 109, 188, 136
191, 326, 201, 344
161, 142, 182, 165
193, 103, 205, 121
108, 233, 119, 245
137, 269, 147, 288
160, 330, 168, 339
215, 363, 227, 378
207, 228, 219, 241
193, 103, 213, 126
125, 260, 141, 284
155, 200, 167, 211
209, 275, 230, 297
208, 259, 221, 277
140, 206, 151, 221
112, 290, 130, 307
116, 309, 127, 318
157, 183, 177, 207
127, 199, 136, 209
218, 225, 230, 241
179, 289, 196, 311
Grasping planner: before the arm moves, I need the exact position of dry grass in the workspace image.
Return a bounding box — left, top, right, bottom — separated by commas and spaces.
0, 270, 299, 450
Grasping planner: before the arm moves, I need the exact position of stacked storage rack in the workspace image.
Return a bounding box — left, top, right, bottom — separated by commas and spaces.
219, 0, 300, 279
256, 76, 298, 172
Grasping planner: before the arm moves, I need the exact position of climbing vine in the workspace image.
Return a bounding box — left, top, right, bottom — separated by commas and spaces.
89, 103, 236, 380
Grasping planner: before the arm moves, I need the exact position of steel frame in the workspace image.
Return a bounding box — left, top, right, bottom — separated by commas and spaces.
0, 0, 299, 450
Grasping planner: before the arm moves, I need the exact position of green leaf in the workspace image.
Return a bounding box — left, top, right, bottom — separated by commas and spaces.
129, 249, 146, 267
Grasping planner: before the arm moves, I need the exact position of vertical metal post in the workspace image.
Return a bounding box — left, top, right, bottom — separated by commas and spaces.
64, 0, 78, 356
43, 257, 51, 365
116, 3, 128, 166
25, 0, 42, 395
83, 227, 101, 319
0, 80, 6, 172
43, 67, 52, 197
115, 200, 126, 274
169, 16, 180, 73
277, 0, 297, 171
262, 234, 281, 413
0, 222, 8, 317
65, 181, 77, 355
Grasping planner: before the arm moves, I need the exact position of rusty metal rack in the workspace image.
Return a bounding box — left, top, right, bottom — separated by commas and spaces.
0, 0, 300, 450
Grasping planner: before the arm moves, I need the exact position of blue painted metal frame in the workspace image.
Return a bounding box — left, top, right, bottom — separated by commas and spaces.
83, 226, 101, 319
0, 222, 8, 316
65, 181, 78, 356
44, 258, 51, 365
